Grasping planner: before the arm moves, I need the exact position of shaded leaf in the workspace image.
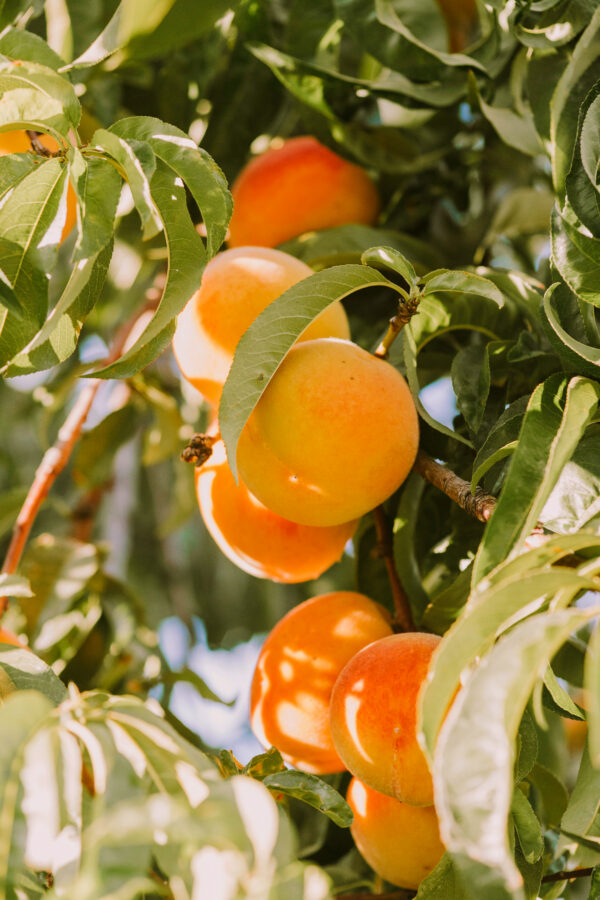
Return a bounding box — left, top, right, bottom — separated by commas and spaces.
0, 647, 67, 704
263, 770, 352, 827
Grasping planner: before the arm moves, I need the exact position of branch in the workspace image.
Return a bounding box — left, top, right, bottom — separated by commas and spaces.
541, 867, 594, 884
412, 450, 497, 523
0, 296, 160, 617
373, 505, 415, 632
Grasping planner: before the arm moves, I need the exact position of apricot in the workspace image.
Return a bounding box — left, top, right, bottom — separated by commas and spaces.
329, 632, 441, 806
237, 338, 419, 527
250, 592, 393, 773
195, 439, 357, 582
0, 130, 76, 242
347, 777, 445, 890
227, 136, 380, 248
172, 246, 350, 406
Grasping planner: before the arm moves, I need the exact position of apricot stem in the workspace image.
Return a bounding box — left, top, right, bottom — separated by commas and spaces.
412, 450, 497, 523
181, 432, 220, 467
373, 505, 415, 632
374, 293, 420, 360
0, 292, 162, 617
541, 867, 594, 884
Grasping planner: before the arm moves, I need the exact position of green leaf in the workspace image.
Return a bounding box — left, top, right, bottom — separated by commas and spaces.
109, 116, 231, 257
434, 607, 597, 900
422, 566, 472, 634
539, 425, 600, 535
590, 867, 600, 898
472, 376, 600, 582
552, 207, 600, 307
361, 245, 418, 287
393, 474, 430, 620
91, 159, 207, 379
451, 344, 491, 436
0, 573, 31, 598
560, 744, 600, 865
420, 567, 599, 762
550, 6, 600, 197
478, 188, 555, 253
263, 770, 353, 827
528, 764, 568, 828
415, 853, 468, 899
5, 239, 114, 375
0, 152, 37, 200
0, 57, 80, 137
243, 747, 286, 780
469, 74, 543, 157
62, 0, 178, 70
220, 264, 394, 478
586, 621, 600, 768
512, 789, 544, 864
122, 0, 233, 60
0, 27, 64, 69
543, 666, 585, 720
73, 404, 143, 488
0, 647, 67, 704
515, 710, 538, 784
71, 153, 122, 260
542, 283, 600, 379
90, 130, 161, 239
422, 269, 505, 304
0, 0, 43, 29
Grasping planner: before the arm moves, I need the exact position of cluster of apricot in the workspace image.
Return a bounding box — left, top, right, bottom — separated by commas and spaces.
174, 136, 419, 581
250, 592, 445, 890
173, 136, 436, 886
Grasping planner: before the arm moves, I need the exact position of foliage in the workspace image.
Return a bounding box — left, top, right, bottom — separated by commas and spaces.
0, 0, 600, 898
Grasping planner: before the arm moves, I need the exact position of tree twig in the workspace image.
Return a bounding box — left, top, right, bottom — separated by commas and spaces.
373, 505, 415, 632
0, 297, 160, 617
412, 449, 497, 523
374, 295, 420, 360
541, 866, 594, 884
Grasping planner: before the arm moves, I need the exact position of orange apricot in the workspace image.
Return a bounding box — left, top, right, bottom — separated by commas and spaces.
347, 777, 445, 890
227, 136, 380, 248
329, 632, 441, 806
172, 246, 349, 406
195, 439, 356, 583
0, 130, 77, 242
237, 338, 419, 527
250, 592, 393, 773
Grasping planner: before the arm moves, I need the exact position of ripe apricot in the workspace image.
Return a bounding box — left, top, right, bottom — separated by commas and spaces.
347, 777, 445, 890
172, 246, 350, 406
329, 632, 441, 806
237, 338, 419, 527
195, 439, 357, 582
0, 130, 77, 242
227, 136, 380, 248
250, 592, 393, 773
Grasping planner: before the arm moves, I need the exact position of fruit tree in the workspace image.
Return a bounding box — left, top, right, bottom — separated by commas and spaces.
0, 2, 600, 899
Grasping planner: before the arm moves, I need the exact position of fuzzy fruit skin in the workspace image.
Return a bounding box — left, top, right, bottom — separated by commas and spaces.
195, 439, 356, 583
237, 338, 419, 527
330, 632, 441, 806
228, 136, 380, 248
347, 777, 445, 890
250, 592, 393, 773
172, 246, 349, 406
0, 130, 77, 242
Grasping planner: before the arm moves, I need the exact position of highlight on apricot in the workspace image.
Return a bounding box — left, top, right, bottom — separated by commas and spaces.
250, 591, 393, 773
172, 245, 350, 406
228, 136, 380, 248
195, 439, 356, 583
329, 631, 441, 806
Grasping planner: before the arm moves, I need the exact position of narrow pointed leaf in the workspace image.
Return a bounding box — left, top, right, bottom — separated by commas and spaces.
263, 771, 352, 827
71, 153, 122, 260
361, 245, 417, 287
91, 160, 206, 379
472, 375, 600, 583
0, 57, 80, 136
586, 621, 600, 768
109, 116, 231, 257
552, 207, 600, 307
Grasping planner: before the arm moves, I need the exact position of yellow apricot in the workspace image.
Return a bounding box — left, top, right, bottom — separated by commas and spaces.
250, 592, 393, 773
237, 338, 419, 527
329, 632, 441, 806
347, 777, 445, 890
195, 439, 356, 583
228, 136, 380, 248
172, 246, 350, 406
0, 130, 77, 242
